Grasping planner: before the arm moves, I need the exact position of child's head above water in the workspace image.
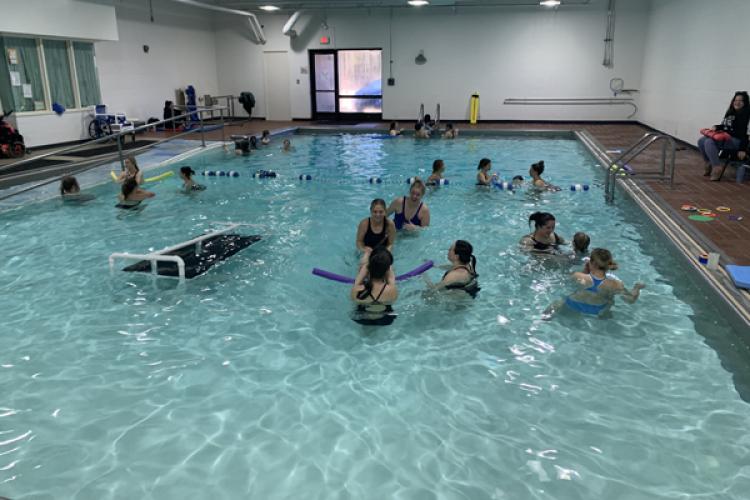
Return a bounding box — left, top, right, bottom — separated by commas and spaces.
573, 232, 590, 253
432, 159, 445, 173
589, 248, 618, 271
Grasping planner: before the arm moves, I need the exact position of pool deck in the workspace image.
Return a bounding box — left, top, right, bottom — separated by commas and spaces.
139, 120, 750, 268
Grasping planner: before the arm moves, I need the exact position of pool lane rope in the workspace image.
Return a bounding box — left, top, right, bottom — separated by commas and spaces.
313, 260, 434, 284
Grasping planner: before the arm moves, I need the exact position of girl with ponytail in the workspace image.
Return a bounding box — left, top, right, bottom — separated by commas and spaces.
424, 240, 480, 297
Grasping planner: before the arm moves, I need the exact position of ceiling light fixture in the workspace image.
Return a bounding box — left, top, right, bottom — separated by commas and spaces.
408, 1, 430, 6
540, 0, 561, 6
259, 5, 280, 11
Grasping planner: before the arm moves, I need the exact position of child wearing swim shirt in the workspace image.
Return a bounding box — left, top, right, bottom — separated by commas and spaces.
476, 158, 497, 186
556, 248, 645, 316
427, 159, 446, 185
261, 130, 271, 145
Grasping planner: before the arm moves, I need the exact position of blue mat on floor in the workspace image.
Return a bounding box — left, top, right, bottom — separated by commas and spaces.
726, 265, 750, 289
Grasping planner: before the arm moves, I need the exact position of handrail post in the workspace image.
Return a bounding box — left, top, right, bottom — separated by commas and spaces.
116, 132, 124, 170
199, 111, 206, 147
220, 106, 225, 144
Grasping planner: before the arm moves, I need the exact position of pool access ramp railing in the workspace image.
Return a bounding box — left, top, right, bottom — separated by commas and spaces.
605, 132, 676, 203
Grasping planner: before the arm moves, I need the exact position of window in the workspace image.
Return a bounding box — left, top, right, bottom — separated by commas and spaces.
73, 42, 101, 107
0, 36, 101, 113
1, 36, 46, 111
43, 39, 75, 109
337, 50, 382, 113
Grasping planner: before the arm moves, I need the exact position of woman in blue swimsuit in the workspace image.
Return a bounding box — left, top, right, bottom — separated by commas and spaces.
548, 248, 645, 317
386, 178, 431, 231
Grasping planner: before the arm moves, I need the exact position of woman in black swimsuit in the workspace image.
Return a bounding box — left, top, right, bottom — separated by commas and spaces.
424, 240, 480, 297
351, 248, 398, 325
356, 198, 396, 265
519, 211, 566, 253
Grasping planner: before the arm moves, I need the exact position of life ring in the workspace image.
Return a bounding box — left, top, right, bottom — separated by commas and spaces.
716, 206, 731, 212
680, 204, 697, 211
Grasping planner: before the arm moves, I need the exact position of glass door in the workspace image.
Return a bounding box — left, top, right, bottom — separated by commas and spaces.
310, 49, 382, 121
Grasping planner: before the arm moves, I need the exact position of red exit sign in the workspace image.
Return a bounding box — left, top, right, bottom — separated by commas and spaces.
320, 36, 330, 45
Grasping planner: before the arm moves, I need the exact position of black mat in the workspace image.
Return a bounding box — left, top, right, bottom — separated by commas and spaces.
65, 140, 157, 158
0, 157, 71, 176
122, 234, 261, 279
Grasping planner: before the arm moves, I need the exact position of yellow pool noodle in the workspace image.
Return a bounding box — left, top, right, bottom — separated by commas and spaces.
144, 171, 174, 183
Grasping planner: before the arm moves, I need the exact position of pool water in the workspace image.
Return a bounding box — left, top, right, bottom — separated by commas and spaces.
2, 133, 749, 499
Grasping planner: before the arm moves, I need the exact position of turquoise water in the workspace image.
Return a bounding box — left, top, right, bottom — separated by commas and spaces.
2, 134, 749, 499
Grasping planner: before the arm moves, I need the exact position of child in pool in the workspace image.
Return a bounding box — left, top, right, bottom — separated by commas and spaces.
573, 232, 590, 257
427, 159, 446, 185
547, 248, 645, 317
476, 158, 497, 186
261, 130, 271, 145
389, 122, 402, 136
442, 123, 458, 139
179, 166, 206, 192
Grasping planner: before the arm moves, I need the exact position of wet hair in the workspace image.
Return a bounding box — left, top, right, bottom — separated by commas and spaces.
415, 122, 423, 131
390, 122, 397, 130
262, 129, 270, 137
529, 211, 556, 230
370, 198, 386, 211
477, 158, 491, 170
122, 178, 139, 199
727, 91, 750, 116
454, 240, 477, 273
249, 136, 258, 149
356, 248, 394, 300
432, 159, 444, 173
283, 138, 291, 146
409, 178, 426, 195
237, 139, 250, 154
530, 161, 545, 175
125, 155, 139, 172
60, 175, 79, 195
424, 114, 432, 123
180, 166, 195, 179
446, 123, 454, 130
589, 248, 618, 271
512, 175, 524, 182
573, 232, 590, 253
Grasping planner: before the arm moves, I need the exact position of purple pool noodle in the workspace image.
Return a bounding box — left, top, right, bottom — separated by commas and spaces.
312, 260, 434, 284
312, 268, 355, 284
395, 260, 434, 281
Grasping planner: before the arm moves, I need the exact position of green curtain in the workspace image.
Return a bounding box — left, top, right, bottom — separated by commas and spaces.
3, 36, 46, 112
0, 39, 14, 114
73, 42, 101, 107
43, 40, 75, 109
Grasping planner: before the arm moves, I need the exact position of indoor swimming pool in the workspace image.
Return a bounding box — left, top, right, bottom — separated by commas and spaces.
1, 132, 749, 499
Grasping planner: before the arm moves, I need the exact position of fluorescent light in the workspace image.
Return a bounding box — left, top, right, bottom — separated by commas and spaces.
408, 0, 430, 6
259, 5, 280, 11
540, 0, 561, 6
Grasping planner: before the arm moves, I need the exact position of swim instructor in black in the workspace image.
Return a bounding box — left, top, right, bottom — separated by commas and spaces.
356, 198, 397, 266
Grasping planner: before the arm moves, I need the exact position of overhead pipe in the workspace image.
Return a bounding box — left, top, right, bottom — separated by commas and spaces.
283, 11, 304, 37
169, 0, 266, 44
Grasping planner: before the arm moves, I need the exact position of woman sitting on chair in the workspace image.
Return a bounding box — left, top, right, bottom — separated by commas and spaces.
699, 91, 750, 181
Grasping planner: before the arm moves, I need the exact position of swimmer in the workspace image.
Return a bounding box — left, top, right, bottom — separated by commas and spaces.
519, 212, 566, 253
116, 177, 154, 209
60, 175, 95, 203
179, 166, 206, 192
426, 159, 446, 186
423, 240, 480, 297
389, 122, 403, 136
529, 160, 560, 191
442, 123, 458, 139
545, 248, 645, 317
573, 232, 591, 257
281, 138, 295, 152
387, 178, 431, 231
234, 138, 250, 156
512, 175, 524, 187
476, 158, 497, 186
414, 122, 430, 139
116, 155, 144, 185
423, 114, 435, 133
356, 198, 396, 265
351, 248, 398, 326
249, 135, 259, 150
261, 129, 271, 145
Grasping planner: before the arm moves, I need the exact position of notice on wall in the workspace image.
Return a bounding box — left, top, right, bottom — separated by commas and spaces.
22, 84, 33, 98
34, 101, 45, 111
10, 71, 21, 86
7, 48, 18, 65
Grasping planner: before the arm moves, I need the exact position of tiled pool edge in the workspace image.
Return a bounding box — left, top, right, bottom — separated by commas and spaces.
576, 130, 750, 330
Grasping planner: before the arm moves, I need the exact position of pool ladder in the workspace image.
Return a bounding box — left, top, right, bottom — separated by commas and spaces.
418, 103, 441, 130
605, 132, 676, 203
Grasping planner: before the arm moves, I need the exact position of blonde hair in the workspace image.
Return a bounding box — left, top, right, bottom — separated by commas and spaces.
589, 248, 618, 271
410, 178, 426, 195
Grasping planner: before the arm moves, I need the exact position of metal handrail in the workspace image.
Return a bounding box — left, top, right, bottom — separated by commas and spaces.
419, 103, 424, 122
0, 105, 228, 201
435, 103, 441, 130
605, 132, 676, 203
504, 97, 638, 119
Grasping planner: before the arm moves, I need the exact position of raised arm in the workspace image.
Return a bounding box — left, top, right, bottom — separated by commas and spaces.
355, 218, 369, 252
386, 197, 400, 216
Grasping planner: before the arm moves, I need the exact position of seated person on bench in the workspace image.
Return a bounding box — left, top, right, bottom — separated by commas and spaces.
163, 100, 183, 129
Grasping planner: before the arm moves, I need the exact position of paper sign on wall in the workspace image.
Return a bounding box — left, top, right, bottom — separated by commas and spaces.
22, 84, 33, 98
7, 48, 18, 65
10, 71, 21, 86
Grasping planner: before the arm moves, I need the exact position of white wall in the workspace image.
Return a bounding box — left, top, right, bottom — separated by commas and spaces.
96, 0, 220, 124
638, 0, 750, 144
214, 0, 650, 121
0, 0, 118, 41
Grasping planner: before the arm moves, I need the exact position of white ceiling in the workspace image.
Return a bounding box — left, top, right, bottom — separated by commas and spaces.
207, 0, 592, 12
